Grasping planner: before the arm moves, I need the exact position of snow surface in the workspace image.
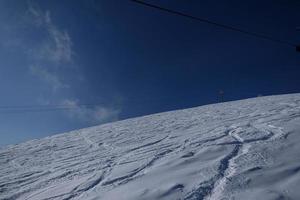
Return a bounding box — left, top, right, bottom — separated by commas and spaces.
1, 94, 300, 200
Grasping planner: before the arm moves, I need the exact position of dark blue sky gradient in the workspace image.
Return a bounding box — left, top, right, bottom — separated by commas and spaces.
0, 0, 299, 146
75, 0, 300, 116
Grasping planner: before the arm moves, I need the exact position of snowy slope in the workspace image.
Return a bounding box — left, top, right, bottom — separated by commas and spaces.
1, 94, 300, 200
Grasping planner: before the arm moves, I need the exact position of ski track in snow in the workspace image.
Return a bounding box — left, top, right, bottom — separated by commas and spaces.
1, 94, 300, 200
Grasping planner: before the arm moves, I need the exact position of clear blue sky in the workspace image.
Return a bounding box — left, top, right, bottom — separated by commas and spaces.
0, 0, 300, 146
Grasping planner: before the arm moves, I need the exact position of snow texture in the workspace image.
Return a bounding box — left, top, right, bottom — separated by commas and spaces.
1, 94, 300, 200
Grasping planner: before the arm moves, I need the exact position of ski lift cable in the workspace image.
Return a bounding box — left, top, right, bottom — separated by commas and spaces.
0, 103, 104, 110
130, 0, 297, 48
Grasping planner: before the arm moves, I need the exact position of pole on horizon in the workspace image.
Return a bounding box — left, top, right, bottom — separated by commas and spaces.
297, 27, 300, 52
219, 90, 224, 102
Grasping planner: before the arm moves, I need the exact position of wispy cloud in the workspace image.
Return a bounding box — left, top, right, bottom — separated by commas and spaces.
29, 65, 69, 91
27, 4, 73, 92
28, 6, 73, 64
0, 3, 121, 124
61, 99, 120, 124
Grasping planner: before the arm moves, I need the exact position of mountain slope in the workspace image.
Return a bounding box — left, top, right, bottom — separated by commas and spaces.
1, 94, 300, 200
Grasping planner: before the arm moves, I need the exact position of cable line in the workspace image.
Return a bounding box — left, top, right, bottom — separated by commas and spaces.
0, 103, 102, 110
0, 103, 108, 114
131, 0, 297, 48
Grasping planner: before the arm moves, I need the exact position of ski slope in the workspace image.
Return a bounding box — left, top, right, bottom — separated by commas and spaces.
1, 94, 300, 200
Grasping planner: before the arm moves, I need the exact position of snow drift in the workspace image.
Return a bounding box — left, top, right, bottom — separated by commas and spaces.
1, 94, 300, 200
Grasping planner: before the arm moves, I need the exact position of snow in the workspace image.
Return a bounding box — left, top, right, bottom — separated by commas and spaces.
1, 93, 300, 200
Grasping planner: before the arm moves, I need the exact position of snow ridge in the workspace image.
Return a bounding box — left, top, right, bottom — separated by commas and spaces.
1, 94, 300, 200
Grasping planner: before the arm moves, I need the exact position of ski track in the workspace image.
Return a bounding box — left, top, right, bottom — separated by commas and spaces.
1, 94, 300, 200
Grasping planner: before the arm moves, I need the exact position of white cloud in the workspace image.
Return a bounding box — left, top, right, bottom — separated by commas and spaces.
25, 5, 74, 92
28, 6, 73, 64
27, 5, 46, 26
47, 27, 73, 63
1, 3, 122, 124
30, 65, 69, 91
61, 99, 120, 124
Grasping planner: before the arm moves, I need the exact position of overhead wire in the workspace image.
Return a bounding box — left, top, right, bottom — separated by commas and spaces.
0, 103, 110, 114
130, 0, 297, 48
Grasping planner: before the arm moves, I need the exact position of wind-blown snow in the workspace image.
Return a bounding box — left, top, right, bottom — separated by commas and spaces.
1, 94, 300, 200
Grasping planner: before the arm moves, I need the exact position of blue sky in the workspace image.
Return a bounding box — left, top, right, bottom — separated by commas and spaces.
0, 0, 300, 146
